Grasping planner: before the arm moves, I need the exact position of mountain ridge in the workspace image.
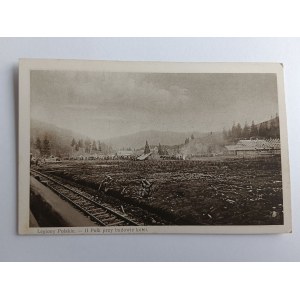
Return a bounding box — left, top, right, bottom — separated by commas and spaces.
103, 129, 206, 149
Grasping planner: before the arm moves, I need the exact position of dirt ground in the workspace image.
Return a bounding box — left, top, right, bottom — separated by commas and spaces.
35, 156, 284, 225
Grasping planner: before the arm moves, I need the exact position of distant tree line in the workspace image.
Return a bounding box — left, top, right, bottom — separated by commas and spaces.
71, 138, 102, 152
70, 138, 113, 154
119, 147, 133, 151
143, 141, 170, 155
158, 143, 169, 155
223, 116, 280, 142
184, 134, 195, 145
34, 136, 51, 157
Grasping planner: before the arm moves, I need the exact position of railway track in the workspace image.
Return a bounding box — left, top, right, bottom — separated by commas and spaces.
30, 169, 141, 227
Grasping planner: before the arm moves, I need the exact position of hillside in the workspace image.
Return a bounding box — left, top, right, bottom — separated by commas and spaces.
104, 130, 205, 149
257, 116, 280, 137
224, 116, 280, 144
179, 131, 225, 157
30, 119, 115, 157
30, 119, 88, 156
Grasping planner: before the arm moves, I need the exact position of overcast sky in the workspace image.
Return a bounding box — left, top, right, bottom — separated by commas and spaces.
31, 70, 279, 140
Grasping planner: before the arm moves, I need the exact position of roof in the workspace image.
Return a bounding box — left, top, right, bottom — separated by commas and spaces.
137, 152, 152, 161
226, 145, 238, 151
225, 139, 281, 151
117, 150, 133, 156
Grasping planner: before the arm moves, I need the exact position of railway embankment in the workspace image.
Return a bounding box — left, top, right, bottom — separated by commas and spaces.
30, 176, 95, 227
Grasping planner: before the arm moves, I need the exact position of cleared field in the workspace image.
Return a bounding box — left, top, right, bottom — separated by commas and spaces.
36, 156, 284, 225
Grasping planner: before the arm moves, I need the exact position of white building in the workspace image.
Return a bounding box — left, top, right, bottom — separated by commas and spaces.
225, 139, 281, 157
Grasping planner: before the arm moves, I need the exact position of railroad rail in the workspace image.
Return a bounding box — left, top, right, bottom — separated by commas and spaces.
30, 169, 141, 226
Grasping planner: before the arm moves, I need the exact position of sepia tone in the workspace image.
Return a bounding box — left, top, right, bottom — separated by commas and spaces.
19, 60, 291, 234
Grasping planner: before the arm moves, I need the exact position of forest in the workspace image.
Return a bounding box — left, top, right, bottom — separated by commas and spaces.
223, 116, 280, 143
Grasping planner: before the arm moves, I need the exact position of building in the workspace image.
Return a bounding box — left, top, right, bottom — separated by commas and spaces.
116, 150, 134, 157
225, 139, 280, 157
137, 152, 153, 161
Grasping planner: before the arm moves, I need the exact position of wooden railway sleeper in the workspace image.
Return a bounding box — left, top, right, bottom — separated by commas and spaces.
109, 221, 127, 226
101, 216, 118, 223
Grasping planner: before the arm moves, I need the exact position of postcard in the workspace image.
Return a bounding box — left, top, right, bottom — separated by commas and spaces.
18, 59, 291, 234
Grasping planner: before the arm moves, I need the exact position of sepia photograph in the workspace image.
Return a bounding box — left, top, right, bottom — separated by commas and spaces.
18, 60, 291, 234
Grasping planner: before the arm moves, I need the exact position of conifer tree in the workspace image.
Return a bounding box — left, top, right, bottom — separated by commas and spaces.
144, 140, 150, 154
231, 122, 237, 139
35, 137, 42, 153
78, 139, 83, 148
258, 123, 268, 138
92, 140, 97, 150
43, 136, 51, 157
250, 121, 258, 137
84, 139, 90, 153
242, 122, 250, 139
158, 143, 163, 155
227, 128, 232, 141
236, 123, 242, 138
